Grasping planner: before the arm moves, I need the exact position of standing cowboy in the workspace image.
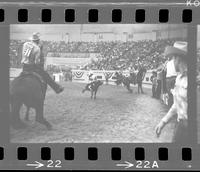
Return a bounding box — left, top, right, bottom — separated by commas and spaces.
156, 68, 163, 99
151, 71, 157, 98
129, 66, 137, 84
136, 63, 146, 94
164, 54, 178, 107
21, 32, 64, 94
155, 41, 188, 143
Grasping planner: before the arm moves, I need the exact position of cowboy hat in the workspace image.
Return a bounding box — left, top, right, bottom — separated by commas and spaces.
164, 41, 187, 57
29, 32, 40, 41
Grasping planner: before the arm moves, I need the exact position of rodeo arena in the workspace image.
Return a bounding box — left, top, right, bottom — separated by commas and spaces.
9, 24, 188, 143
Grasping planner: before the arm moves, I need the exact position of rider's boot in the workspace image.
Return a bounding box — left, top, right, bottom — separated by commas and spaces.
55, 85, 64, 94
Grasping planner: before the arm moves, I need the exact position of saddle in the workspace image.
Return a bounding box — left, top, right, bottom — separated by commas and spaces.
19, 71, 45, 85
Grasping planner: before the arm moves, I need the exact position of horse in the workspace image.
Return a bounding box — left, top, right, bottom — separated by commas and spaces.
114, 72, 137, 93
10, 72, 51, 130
82, 80, 103, 99
24, 86, 47, 121
114, 72, 124, 86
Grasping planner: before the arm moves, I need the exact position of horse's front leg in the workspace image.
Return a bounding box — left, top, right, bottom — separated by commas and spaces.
94, 90, 97, 99
25, 106, 30, 121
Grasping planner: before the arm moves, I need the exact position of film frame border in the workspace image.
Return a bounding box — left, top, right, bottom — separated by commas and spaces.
0, 2, 199, 170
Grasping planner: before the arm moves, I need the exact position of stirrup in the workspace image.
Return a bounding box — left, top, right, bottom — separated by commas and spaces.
55, 86, 64, 94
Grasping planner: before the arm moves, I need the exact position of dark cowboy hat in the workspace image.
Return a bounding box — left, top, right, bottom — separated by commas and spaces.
164, 41, 187, 58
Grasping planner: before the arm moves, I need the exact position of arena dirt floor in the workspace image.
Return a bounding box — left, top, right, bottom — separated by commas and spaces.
10, 82, 175, 143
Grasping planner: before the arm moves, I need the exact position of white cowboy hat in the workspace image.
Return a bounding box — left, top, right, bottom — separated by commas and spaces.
29, 32, 40, 41
164, 41, 187, 57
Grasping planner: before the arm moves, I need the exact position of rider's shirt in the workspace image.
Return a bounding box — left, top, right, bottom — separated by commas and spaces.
162, 72, 187, 123
21, 41, 41, 65
166, 59, 177, 78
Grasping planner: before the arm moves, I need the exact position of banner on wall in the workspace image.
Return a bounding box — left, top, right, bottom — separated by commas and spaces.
72, 70, 153, 85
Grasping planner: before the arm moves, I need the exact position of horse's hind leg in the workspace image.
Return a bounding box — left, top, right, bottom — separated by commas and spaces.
35, 103, 52, 130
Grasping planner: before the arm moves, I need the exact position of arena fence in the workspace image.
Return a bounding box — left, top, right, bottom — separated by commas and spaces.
71, 69, 153, 86
10, 68, 168, 105
72, 69, 169, 106
10, 68, 153, 85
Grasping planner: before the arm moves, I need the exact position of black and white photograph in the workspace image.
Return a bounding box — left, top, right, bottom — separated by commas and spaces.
197, 26, 200, 144
9, 24, 188, 143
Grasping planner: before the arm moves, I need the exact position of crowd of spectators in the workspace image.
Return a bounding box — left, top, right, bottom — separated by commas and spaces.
10, 38, 185, 70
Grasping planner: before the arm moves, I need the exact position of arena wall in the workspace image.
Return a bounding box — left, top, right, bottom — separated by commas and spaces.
71, 70, 153, 86
10, 68, 169, 105
133, 32, 156, 41
72, 69, 170, 105
11, 33, 64, 41
158, 28, 187, 39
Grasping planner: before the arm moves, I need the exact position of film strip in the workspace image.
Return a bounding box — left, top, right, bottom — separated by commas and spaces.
0, 0, 200, 170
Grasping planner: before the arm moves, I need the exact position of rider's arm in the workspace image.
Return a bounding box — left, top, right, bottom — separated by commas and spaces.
34, 48, 41, 65
161, 103, 177, 124
21, 44, 27, 63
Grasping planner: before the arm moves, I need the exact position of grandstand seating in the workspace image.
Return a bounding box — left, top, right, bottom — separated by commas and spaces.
9, 38, 185, 71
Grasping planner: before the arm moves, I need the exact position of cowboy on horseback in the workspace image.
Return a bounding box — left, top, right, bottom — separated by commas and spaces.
21, 32, 64, 94
82, 70, 97, 93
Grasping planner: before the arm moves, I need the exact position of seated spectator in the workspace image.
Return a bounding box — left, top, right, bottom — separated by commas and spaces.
156, 68, 163, 99
10, 38, 185, 70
